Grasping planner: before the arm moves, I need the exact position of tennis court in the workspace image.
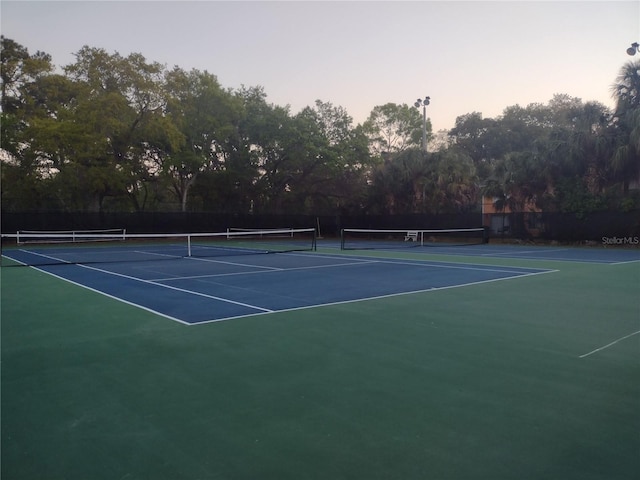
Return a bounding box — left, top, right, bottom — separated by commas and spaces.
2, 229, 639, 479
1, 239, 555, 325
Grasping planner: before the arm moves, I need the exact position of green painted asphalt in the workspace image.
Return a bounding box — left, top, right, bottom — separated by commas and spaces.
1, 253, 638, 479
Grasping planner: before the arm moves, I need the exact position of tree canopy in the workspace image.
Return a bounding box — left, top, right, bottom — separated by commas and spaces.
1, 36, 638, 216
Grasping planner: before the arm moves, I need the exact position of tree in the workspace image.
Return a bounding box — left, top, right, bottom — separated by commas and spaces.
1, 36, 53, 115
4, 35, 638, 218
161, 67, 242, 211
295, 100, 375, 214
362, 103, 426, 156
37, 46, 171, 211
609, 60, 640, 194
427, 149, 478, 213
367, 149, 430, 214
231, 86, 295, 214
544, 99, 612, 203
231, 96, 375, 215
0, 37, 57, 210
246, 100, 349, 214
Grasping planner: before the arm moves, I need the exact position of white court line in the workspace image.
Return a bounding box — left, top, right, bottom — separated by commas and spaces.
186, 255, 282, 270
17, 249, 73, 264
78, 263, 274, 313
367, 258, 544, 274
481, 248, 569, 257
446, 253, 624, 265
17, 247, 183, 263
14, 250, 274, 317
579, 330, 640, 358
329, 246, 635, 265
191, 268, 559, 325
132, 250, 182, 258
150, 260, 379, 282
296, 249, 548, 273
10, 262, 193, 325
7, 250, 557, 326
344, 253, 549, 274
609, 259, 640, 265
137, 254, 285, 281
482, 255, 621, 264
150, 257, 539, 283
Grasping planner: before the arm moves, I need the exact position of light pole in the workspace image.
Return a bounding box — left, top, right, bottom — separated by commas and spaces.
627, 42, 639, 55
414, 96, 430, 152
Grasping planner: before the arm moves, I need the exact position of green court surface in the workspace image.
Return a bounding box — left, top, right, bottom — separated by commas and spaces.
1, 248, 639, 480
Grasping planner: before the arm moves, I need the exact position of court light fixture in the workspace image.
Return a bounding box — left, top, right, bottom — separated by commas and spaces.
627, 42, 639, 56
414, 96, 430, 152
414, 96, 430, 109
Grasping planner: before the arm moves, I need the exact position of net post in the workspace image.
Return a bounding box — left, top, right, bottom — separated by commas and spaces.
420, 230, 424, 247
340, 229, 345, 250
187, 234, 192, 257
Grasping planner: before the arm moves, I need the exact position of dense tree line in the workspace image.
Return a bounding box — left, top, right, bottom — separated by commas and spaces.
1, 36, 638, 216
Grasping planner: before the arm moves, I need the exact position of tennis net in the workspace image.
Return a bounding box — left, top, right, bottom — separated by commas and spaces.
16, 228, 126, 244
1, 228, 316, 267
226, 227, 295, 238
341, 227, 488, 250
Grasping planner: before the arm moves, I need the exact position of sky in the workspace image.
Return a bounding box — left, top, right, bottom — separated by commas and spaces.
1, 1, 639, 132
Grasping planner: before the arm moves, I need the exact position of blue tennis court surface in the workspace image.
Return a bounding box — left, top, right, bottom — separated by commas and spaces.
4, 241, 638, 325
323, 240, 640, 264
5, 250, 553, 325
437, 244, 640, 263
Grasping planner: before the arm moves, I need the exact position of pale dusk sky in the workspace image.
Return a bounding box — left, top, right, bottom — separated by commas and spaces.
2, 1, 639, 132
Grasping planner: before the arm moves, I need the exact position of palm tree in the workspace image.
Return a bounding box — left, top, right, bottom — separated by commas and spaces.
399, 149, 430, 213
610, 60, 640, 193
367, 148, 430, 214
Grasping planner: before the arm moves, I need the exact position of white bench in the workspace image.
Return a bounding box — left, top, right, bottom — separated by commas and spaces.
404, 231, 418, 242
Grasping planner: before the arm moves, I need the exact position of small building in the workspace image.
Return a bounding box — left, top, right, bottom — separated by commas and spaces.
481, 196, 543, 237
